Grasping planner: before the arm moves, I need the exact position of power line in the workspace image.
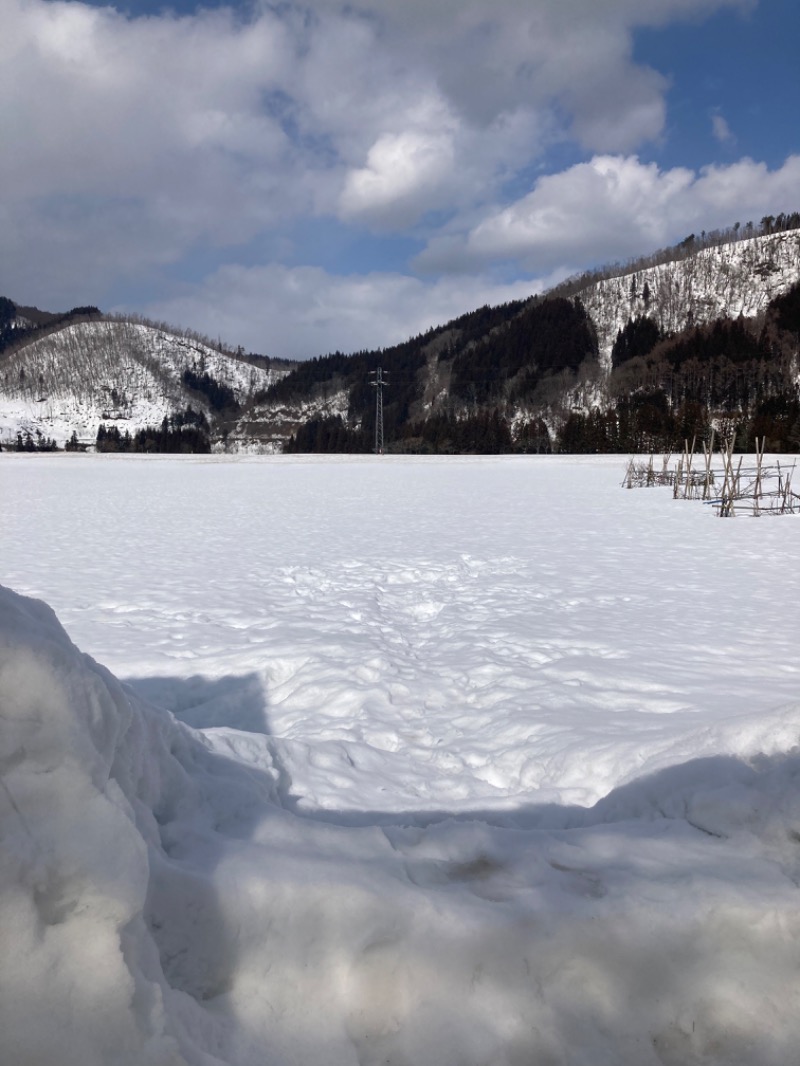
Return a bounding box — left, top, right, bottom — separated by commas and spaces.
369, 367, 388, 454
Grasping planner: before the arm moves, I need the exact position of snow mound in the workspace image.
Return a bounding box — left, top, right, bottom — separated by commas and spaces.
4, 582, 800, 1066
0, 584, 274, 1066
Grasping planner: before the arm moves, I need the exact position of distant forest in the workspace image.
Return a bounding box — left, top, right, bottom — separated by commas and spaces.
3, 215, 799, 456
95, 408, 211, 453
0, 297, 101, 356
283, 277, 800, 456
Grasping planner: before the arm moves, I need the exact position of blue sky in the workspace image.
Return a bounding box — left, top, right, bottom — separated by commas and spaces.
3, 0, 798, 358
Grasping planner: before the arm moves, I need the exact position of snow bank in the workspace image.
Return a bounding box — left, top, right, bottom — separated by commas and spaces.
4, 580, 800, 1066
0, 584, 271, 1066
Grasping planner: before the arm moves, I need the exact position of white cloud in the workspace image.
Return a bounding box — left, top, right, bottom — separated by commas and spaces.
139, 264, 542, 359
338, 100, 458, 228
0, 0, 765, 349
417, 154, 800, 275
711, 111, 735, 145
1, 0, 319, 303
300, 0, 749, 149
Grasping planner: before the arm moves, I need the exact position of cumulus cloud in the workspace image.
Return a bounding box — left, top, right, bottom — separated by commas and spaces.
139, 265, 542, 359
0, 0, 763, 348
3, 1, 742, 226
1, 0, 318, 303
417, 154, 800, 276
338, 102, 458, 228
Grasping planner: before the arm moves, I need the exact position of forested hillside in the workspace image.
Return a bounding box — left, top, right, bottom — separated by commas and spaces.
265, 220, 800, 455
2, 217, 799, 454
0, 314, 293, 451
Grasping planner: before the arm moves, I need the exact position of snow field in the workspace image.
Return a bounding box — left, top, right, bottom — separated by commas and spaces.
4, 453, 800, 815
3, 453, 800, 1065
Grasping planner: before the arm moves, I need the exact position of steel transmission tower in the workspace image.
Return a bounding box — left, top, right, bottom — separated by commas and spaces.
369, 368, 388, 454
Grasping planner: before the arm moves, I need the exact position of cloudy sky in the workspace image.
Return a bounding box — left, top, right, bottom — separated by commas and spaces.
3, 0, 798, 358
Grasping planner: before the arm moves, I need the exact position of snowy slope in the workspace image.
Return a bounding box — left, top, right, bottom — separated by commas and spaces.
4, 456, 800, 1065
0, 320, 282, 448
4, 229, 800, 452
246, 229, 800, 445
576, 229, 800, 366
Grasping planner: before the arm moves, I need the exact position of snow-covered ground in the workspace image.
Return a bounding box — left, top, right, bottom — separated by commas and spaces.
3, 454, 800, 1066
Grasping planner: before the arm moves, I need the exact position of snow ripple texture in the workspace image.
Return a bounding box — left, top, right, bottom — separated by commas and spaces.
3, 454, 800, 1066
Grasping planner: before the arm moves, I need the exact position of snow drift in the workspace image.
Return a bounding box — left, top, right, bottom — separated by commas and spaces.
3, 579, 800, 1066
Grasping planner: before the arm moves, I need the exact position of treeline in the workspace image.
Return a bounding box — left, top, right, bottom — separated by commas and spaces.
0, 297, 17, 356
284, 415, 369, 453
4, 428, 82, 451
284, 409, 551, 455
0, 300, 101, 357
549, 212, 800, 302
772, 281, 800, 336
557, 391, 800, 454
400, 410, 514, 453
182, 367, 240, 413
611, 316, 781, 410
96, 408, 211, 453
611, 315, 662, 367
448, 297, 597, 405
10, 429, 59, 452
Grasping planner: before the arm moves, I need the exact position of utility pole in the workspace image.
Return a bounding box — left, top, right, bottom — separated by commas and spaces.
369, 367, 388, 454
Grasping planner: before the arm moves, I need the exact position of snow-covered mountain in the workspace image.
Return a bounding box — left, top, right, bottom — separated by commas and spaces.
251, 225, 800, 451
573, 228, 800, 367
0, 318, 290, 450
2, 224, 799, 452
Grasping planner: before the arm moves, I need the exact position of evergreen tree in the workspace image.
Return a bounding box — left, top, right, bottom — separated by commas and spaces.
612, 316, 662, 368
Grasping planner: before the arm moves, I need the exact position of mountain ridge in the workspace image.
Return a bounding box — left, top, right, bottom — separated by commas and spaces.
2, 219, 800, 453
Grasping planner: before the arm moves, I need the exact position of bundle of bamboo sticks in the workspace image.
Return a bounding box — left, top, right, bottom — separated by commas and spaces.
623, 434, 800, 517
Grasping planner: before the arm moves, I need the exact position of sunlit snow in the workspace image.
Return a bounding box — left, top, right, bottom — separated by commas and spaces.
578, 229, 800, 365
3, 453, 800, 1066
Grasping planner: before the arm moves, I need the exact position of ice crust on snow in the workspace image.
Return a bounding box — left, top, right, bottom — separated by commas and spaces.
4, 454, 800, 1065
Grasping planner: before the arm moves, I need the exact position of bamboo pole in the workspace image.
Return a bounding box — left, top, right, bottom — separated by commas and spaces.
703, 428, 715, 500
673, 455, 683, 499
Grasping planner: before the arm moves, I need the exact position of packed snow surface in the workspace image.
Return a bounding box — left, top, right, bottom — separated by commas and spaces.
3, 453, 800, 1065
